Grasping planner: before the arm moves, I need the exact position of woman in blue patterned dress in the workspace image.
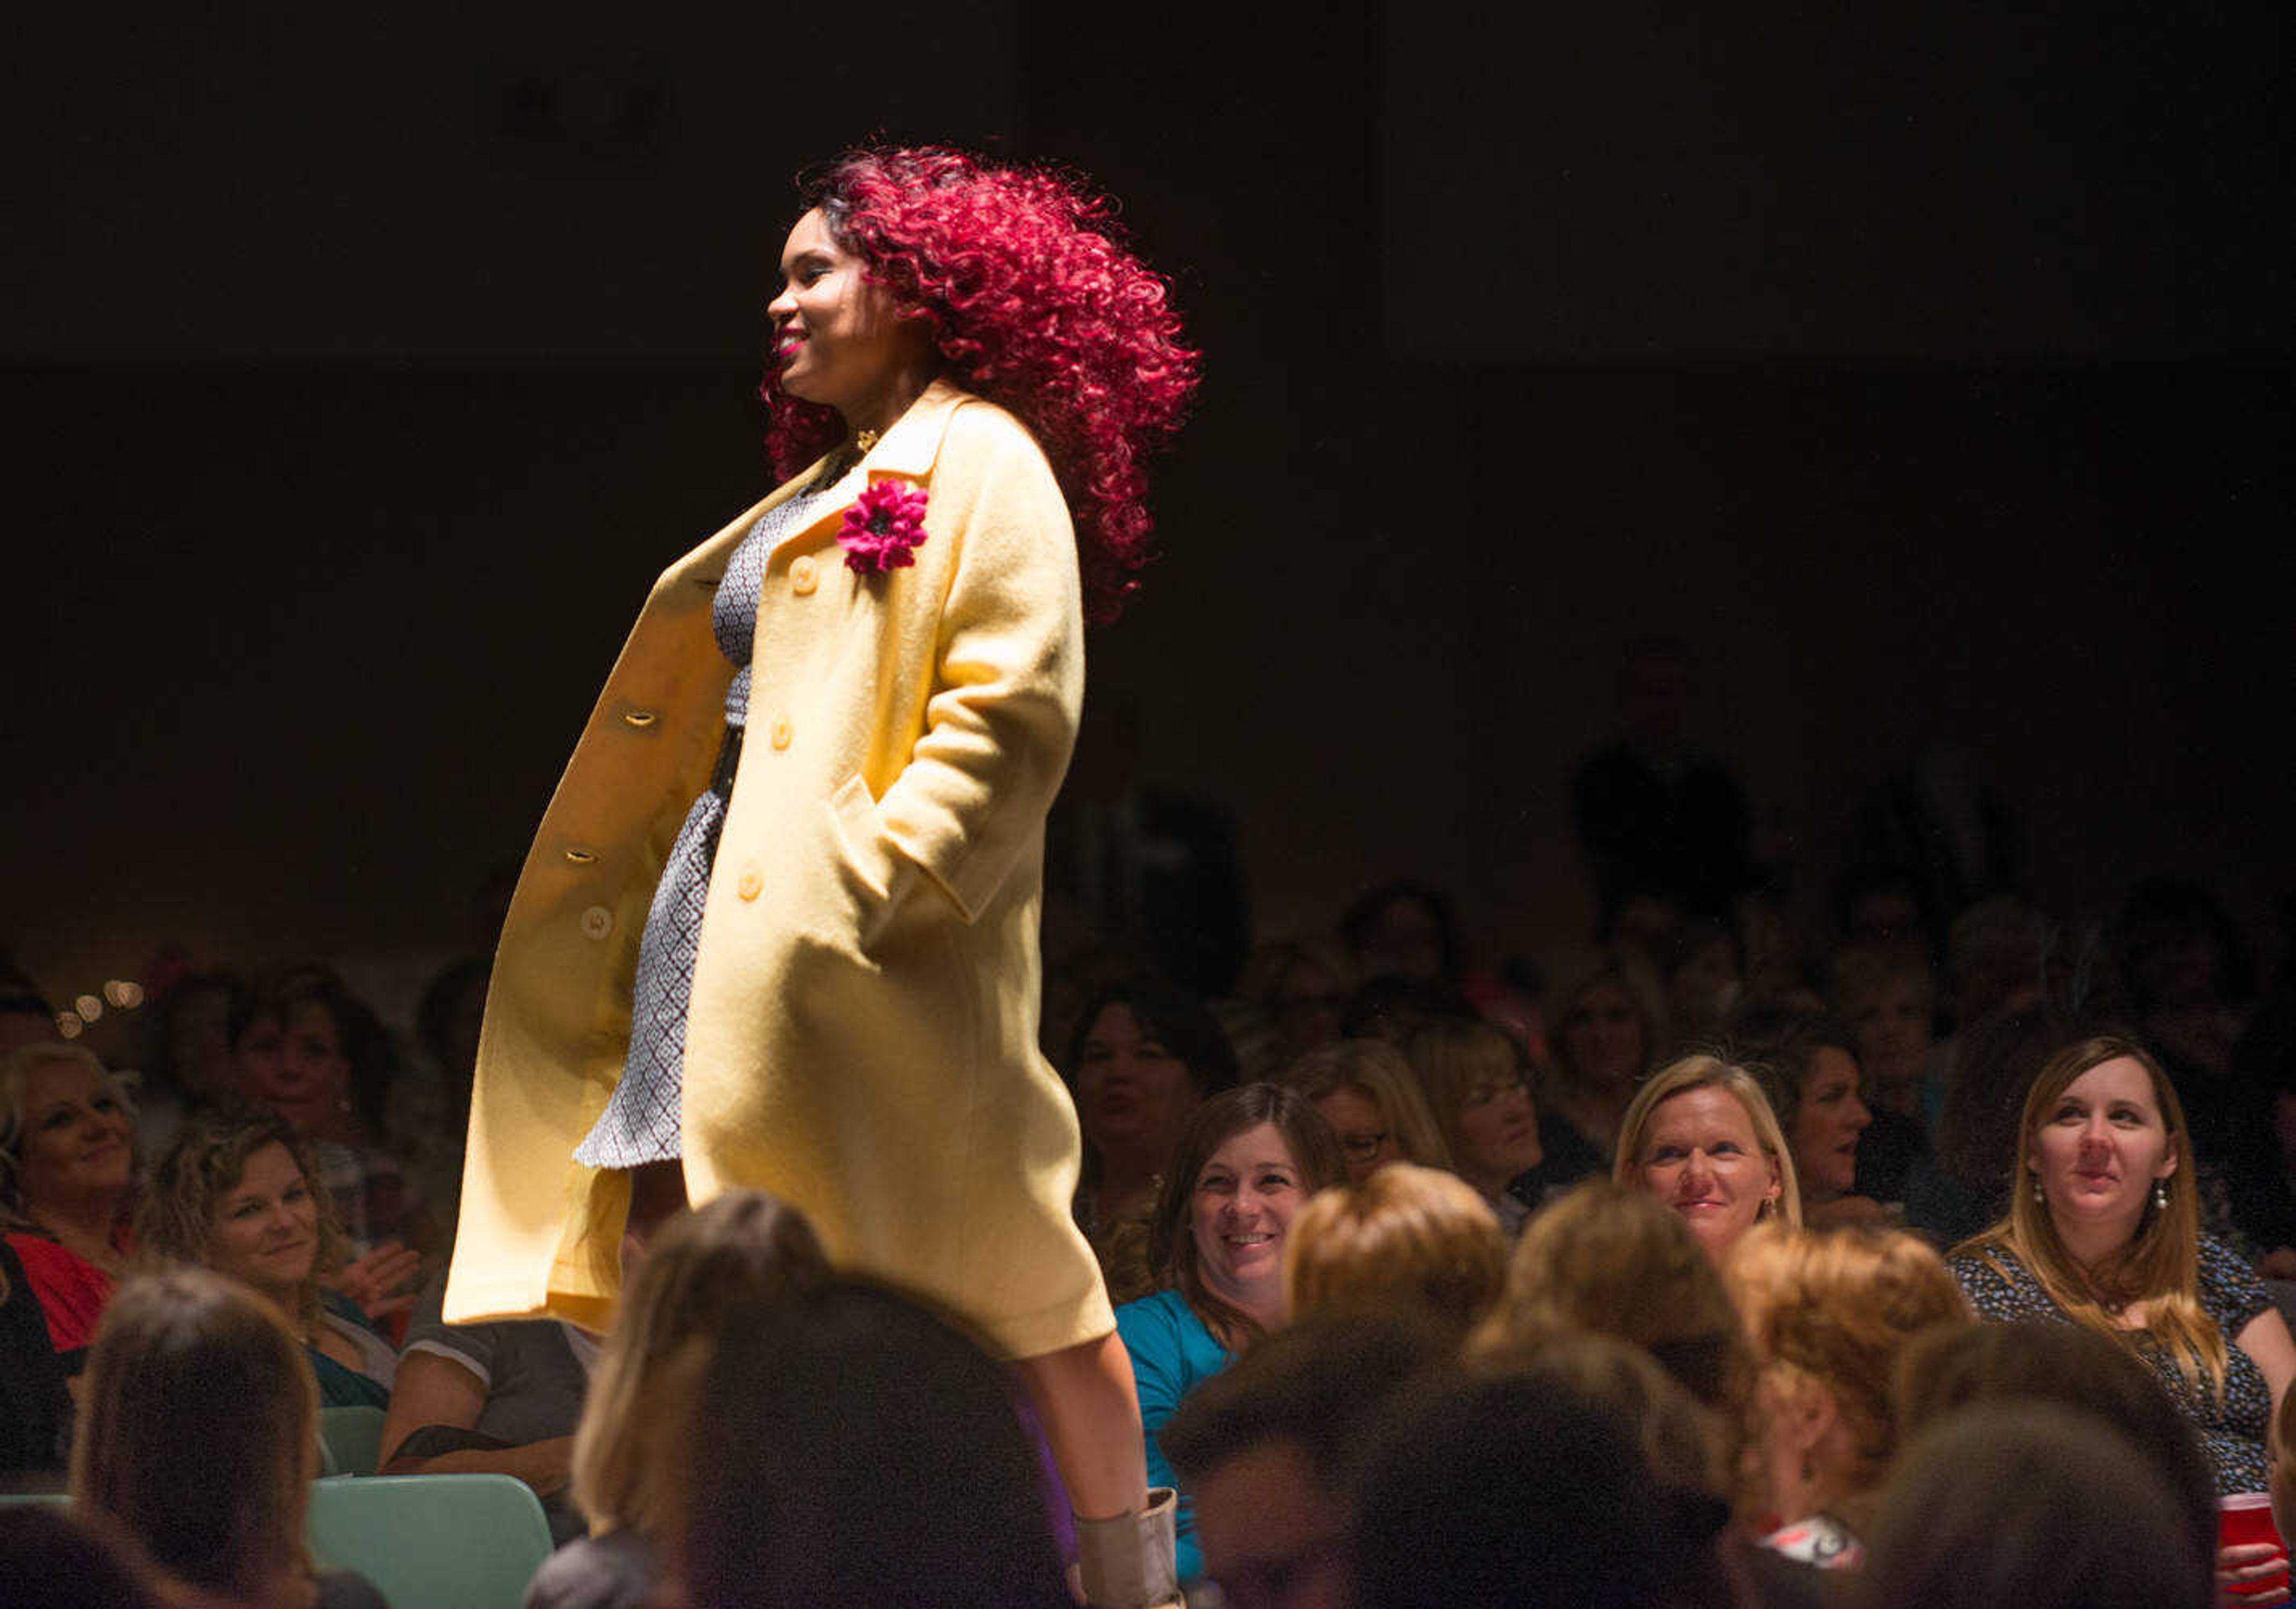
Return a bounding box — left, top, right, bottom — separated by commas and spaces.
1947, 1034, 2296, 1603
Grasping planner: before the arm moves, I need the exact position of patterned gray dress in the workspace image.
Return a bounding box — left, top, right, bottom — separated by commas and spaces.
574, 481, 839, 1167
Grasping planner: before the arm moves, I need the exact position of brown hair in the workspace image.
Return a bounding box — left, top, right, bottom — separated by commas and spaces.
1547, 950, 1666, 1095
572, 1190, 831, 1543
1953, 1034, 2223, 1399
136, 1103, 345, 1334
1146, 1083, 1346, 1349
71, 1268, 317, 1599
1283, 1163, 1506, 1336
1727, 1224, 1970, 1526
1279, 1039, 1453, 1169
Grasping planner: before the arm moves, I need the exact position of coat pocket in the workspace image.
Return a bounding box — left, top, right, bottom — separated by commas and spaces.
826, 773, 918, 948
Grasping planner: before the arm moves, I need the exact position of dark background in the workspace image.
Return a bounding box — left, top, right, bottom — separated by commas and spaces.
7, 3, 2289, 1028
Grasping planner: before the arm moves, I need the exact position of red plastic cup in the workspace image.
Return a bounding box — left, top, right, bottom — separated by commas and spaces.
2219, 1494, 2289, 1597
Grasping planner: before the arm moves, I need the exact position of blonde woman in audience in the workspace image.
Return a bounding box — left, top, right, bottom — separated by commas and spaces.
1540, 951, 1666, 1176
1283, 1162, 1506, 1339
525, 1190, 829, 1609
1726, 1223, 1970, 1571
1116, 1084, 1345, 1584
1616, 1054, 1801, 1262
1405, 1019, 1546, 1232
1277, 1039, 1450, 1186
72, 1268, 386, 1609
2, 1042, 139, 1387
138, 1104, 395, 1409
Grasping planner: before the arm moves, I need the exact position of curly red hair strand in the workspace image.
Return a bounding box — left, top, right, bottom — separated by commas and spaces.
759, 146, 1199, 623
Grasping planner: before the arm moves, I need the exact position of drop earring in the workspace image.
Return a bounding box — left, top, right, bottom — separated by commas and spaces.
2154, 1180, 2169, 1211
2033, 1177, 2045, 1204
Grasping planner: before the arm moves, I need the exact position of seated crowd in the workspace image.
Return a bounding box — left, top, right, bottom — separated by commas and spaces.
4, 860, 2296, 1609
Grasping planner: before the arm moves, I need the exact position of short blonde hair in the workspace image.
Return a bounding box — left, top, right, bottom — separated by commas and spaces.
1283, 1162, 1506, 1335
1613, 1053, 1803, 1231
1405, 1018, 1525, 1152
571, 1190, 829, 1542
1279, 1039, 1453, 1170
1, 1042, 138, 1230
1729, 1223, 1970, 1523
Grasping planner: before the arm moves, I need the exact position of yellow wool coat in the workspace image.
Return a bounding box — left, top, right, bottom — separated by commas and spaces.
443, 379, 1114, 1359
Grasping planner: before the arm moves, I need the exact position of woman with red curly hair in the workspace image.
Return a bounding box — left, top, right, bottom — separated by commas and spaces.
444, 146, 1198, 1608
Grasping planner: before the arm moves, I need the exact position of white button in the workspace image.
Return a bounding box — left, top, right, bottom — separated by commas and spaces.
580, 905, 613, 940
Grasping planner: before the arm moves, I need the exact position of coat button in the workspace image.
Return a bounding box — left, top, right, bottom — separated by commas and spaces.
579, 905, 614, 939
621, 709, 657, 728
770, 719, 793, 750
737, 868, 763, 901
791, 555, 819, 596
564, 847, 598, 865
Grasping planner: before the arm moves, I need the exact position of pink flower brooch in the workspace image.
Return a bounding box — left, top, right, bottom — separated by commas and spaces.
836, 480, 930, 576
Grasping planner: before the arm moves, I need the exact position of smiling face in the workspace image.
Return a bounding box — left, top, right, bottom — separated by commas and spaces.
1635, 1086, 1781, 1259
1075, 1003, 1203, 1170
767, 208, 936, 423
1790, 1047, 1871, 1198
209, 1140, 321, 1302
1561, 980, 1646, 1089
2029, 1056, 2177, 1250
11, 1055, 133, 1215
1190, 1123, 1309, 1313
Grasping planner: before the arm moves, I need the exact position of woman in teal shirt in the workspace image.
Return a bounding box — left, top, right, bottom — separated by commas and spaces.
1115, 1085, 1343, 1581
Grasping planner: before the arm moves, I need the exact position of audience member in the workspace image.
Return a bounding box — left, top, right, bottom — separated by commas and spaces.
1826, 942, 1938, 1201
1231, 940, 1348, 1079
1404, 1018, 1547, 1229
1947, 1034, 2296, 1501
139, 1104, 397, 1409
0, 1504, 167, 1609
1116, 1084, 1344, 1583
229, 964, 438, 1274
1283, 1163, 1506, 1338
71, 1268, 387, 1608
1725, 1225, 1970, 1570
1334, 973, 1472, 1047
2, 1042, 138, 1383
684, 1279, 1073, 1609
1570, 634, 1760, 936
1905, 1002, 2059, 1245
1338, 883, 1460, 988
1061, 977, 1241, 1303
1161, 1314, 1452, 1609
2116, 877, 2258, 1162
389, 953, 490, 1225
0, 981, 62, 1058
1731, 1008, 1887, 1228
129, 967, 241, 1160
1855, 1403, 2208, 1609
1663, 917, 1744, 1054
1276, 1039, 1451, 1186
0, 1234, 71, 1475
1894, 1319, 2219, 1599
1351, 1370, 1735, 1609
1615, 1054, 1802, 1262
1540, 951, 1666, 1175
527, 1190, 831, 1609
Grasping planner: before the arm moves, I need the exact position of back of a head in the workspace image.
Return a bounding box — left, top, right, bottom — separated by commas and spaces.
1474, 1178, 1749, 1415
1352, 1372, 1714, 1609
69, 1268, 314, 1599
0, 1505, 165, 1609
684, 1279, 1068, 1609
573, 1190, 830, 1536
1894, 1320, 2216, 1594
1284, 1163, 1506, 1337
1858, 1403, 2206, 1609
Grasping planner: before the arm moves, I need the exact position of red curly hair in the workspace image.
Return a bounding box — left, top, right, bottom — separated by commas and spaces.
761, 146, 1199, 623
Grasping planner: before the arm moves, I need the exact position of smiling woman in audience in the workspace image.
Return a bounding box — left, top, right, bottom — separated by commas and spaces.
1, 1042, 139, 1385
1948, 1034, 2296, 1601
1616, 1054, 1802, 1262
1115, 1083, 1344, 1584
139, 1104, 396, 1409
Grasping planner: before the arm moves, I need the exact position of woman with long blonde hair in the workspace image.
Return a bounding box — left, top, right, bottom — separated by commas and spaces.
1947, 1034, 2296, 1600
1615, 1054, 1802, 1262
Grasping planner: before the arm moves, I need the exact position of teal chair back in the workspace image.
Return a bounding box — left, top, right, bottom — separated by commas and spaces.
306, 1473, 553, 1609
317, 1405, 388, 1477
